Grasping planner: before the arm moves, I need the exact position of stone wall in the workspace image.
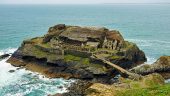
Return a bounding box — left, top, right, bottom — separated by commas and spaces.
34, 45, 63, 55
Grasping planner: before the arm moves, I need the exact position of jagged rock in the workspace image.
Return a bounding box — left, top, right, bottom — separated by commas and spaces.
7, 24, 146, 80
60, 80, 92, 96
131, 56, 170, 79
0, 54, 10, 60
8, 70, 15, 73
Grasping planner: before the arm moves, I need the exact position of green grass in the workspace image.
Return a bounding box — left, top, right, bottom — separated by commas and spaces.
30, 37, 43, 43
82, 58, 90, 65
116, 83, 170, 96
23, 45, 58, 61
122, 41, 137, 50
64, 54, 106, 72
130, 82, 141, 88
64, 54, 90, 65
109, 55, 122, 60
64, 54, 81, 62
39, 43, 51, 48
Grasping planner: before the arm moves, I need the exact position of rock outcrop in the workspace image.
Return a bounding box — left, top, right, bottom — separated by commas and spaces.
7, 24, 146, 81
0, 54, 10, 60
131, 56, 170, 79
54, 73, 164, 96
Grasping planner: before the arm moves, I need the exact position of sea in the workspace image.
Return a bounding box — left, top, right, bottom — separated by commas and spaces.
0, 4, 170, 96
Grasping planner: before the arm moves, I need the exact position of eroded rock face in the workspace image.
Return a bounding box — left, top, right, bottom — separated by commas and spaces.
7, 24, 146, 81
131, 56, 170, 79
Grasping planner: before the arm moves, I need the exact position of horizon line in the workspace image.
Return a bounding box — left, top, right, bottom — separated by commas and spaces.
0, 2, 170, 5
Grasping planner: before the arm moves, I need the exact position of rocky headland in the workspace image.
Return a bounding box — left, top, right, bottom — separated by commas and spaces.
7, 24, 146, 82
5, 24, 170, 96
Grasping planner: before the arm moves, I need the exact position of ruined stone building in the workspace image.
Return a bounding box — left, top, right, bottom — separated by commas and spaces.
44, 24, 124, 53
102, 37, 118, 50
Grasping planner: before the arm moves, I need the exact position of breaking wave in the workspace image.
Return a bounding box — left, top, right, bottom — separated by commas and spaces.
0, 48, 75, 96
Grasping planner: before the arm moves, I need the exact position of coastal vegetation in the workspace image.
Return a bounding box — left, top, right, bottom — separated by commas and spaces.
116, 84, 170, 96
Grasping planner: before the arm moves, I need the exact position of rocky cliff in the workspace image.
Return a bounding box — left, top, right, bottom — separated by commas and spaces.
7, 24, 146, 82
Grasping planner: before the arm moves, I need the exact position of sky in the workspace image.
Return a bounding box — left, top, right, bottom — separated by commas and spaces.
0, 0, 170, 4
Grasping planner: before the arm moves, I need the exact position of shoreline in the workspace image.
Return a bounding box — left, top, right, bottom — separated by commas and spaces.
0, 48, 170, 96
0, 57, 75, 95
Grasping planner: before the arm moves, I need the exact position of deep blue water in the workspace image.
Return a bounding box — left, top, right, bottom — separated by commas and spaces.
0, 4, 170, 96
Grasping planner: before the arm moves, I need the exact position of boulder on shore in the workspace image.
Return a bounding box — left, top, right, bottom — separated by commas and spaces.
0, 54, 10, 60
131, 56, 170, 79
7, 24, 146, 82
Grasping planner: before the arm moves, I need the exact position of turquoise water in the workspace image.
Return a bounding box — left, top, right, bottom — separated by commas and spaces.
0, 4, 170, 95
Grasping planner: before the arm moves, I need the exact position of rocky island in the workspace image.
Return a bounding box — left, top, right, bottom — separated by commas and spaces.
7, 24, 146, 81
5, 24, 170, 96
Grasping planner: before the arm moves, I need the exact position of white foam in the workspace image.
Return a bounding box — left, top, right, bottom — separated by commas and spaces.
0, 48, 75, 96
0, 48, 17, 55
145, 56, 156, 64
0, 59, 18, 87
0, 48, 19, 87
165, 79, 170, 83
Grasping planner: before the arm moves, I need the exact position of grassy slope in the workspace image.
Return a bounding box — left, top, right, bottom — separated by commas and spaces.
116, 83, 170, 96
